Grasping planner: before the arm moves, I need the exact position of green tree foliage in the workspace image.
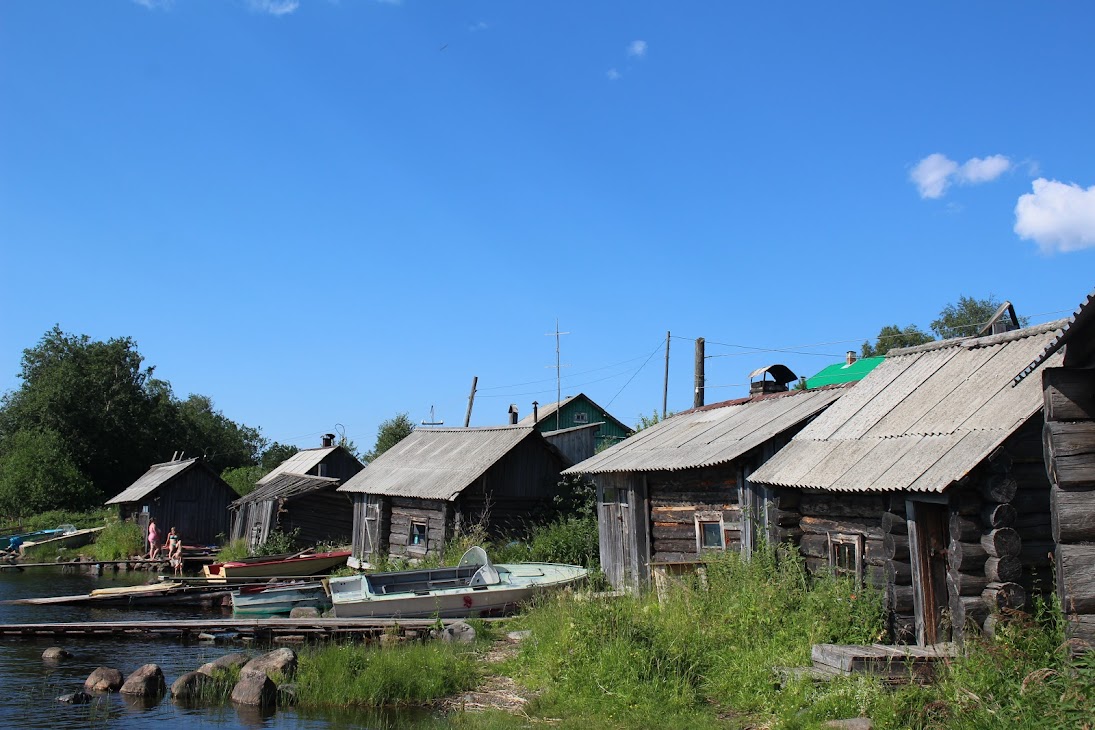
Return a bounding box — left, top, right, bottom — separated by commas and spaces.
365, 413, 415, 463
931, 294, 1030, 340
0, 326, 263, 508
0, 428, 97, 520
260, 442, 300, 471
860, 324, 935, 357
221, 465, 266, 497
634, 409, 673, 432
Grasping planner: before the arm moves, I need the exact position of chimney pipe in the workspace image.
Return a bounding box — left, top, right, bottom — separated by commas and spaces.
322, 433, 335, 448
846, 350, 856, 365
508, 404, 519, 425
532, 401, 539, 424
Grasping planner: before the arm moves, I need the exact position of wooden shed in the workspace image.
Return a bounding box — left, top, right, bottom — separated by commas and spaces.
750, 318, 1069, 645
563, 376, 850, 591
229, 441, 364, 548
1016, 289, 1095, 641
105, 457, 235, 546
338, 425, 570, 566
518, 393, 633, 451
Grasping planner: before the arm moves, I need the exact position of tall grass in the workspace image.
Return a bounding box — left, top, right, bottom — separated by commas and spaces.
90, 519, 144, 560
1, 508, 111, 533
295, 642, 481, 707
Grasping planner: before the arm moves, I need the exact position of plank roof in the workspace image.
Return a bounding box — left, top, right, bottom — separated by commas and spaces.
561, 385, 849, 475
750, 319, 1068, 493
337, 425, 552, 500
106, 458, 202, 504
232, 473, 341, 507
256, 446, 339, 486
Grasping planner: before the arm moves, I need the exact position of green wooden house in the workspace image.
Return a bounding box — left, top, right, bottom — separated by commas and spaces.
517, 393, 633, 450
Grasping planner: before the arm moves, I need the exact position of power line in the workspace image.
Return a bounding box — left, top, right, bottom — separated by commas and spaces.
607, 339, 665, 407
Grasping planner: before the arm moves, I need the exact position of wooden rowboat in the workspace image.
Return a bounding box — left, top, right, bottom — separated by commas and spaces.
328, 547, 587, 619
202, 549, 350, 581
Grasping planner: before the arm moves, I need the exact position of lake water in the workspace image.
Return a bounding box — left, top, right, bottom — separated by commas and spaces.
0, 567, 447, 729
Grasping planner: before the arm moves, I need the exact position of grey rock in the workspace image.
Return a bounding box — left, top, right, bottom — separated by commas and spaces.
198, 652, 250, 676
42, 646, 73, 661
230, 674, 277, 707
170, 670, 218, 700
824, 720, 873, 730
84, 667, 124, 693
56, 691, 92, 704
507, 630, 532, 642
120, 663, 166, 696
240, 648, 297, 681
288, 606, 320, 619
431, 621, 476, 644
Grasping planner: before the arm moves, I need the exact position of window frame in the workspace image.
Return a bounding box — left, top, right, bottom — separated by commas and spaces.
827, 532, 864, 585
694, 510, 727, 553
408, 519, 429, 553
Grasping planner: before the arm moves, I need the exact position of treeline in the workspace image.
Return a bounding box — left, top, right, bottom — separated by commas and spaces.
0, 327, 290, 519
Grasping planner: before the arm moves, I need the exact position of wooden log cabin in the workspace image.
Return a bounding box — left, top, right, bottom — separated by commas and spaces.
106, 457, 236, 546
228, 435, 364, 548
562, 366, 851, 592
338, 425, 570, 566
751, 314, 1069, 645
1016, 289, 1095, 642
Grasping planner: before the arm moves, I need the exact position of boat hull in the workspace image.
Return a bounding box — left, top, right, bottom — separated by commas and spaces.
331, 583, 544, 618
231, 583, 331, 616
203, 551, 350, 580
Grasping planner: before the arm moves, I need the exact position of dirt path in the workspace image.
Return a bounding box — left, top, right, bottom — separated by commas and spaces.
442, 632, 539, 715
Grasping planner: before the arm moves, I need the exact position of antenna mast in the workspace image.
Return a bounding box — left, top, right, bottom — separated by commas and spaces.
546, 319, 570, 431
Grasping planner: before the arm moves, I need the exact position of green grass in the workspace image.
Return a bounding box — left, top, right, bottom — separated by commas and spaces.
1, 508, 111, 533
214, 537, 252, 562
294, 641, 481, 708
89, 519, 144, 560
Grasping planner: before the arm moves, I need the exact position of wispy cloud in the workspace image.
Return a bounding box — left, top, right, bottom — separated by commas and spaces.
132, 0, 173, 8
247, 0, 299, 15
606, 68, 621, 81
627, 40, 647, 58
1014, 178, 1095, 253
469, 20, 488, 32
910, 153, 1011, 199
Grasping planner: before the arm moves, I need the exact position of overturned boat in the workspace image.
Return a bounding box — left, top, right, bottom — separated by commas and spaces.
328, 547, 587, 619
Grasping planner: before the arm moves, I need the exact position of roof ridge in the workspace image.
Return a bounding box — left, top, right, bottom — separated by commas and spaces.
888, 318, 1067, 357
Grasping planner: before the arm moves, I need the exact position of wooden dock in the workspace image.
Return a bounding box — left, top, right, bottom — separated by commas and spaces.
0, 617, 498, 642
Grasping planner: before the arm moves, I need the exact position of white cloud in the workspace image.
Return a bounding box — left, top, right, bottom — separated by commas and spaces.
627, 40, 647, 58
910, 152, 1012, 199
606, 68, 621, 81
132, 0, 173, 8
469, 20, 488, 32
247, 0, 299, 14
958, 155, 1011, 184
1014, 178, 1095, 253
910, 153, 959, 199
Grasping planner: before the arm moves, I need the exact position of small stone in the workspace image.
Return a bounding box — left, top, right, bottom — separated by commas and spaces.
230, 674, 277, 707
198, 652, 250, 676
288, 606, 320, 619
507, 630, 532, 642
42, 646, 74, 661
824, 720, 873, 730
170, 671, 217, 700
56, 691, 92, 704
120, 663, 166, 696
430, 621, 476, 644
240, 648, 297, 681
85, 667, 124, 693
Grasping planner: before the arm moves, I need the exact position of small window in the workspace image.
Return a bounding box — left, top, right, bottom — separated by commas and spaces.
694, 512, 726, 552
573, 412, 589, 424
602, 487, 617, 504
827, 533, 863, 584
409, 521, 428, 550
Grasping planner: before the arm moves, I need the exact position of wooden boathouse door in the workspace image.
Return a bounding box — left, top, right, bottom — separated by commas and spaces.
599, 480, 632, 589
908, 501, 950, 645
740, 464, 771, 556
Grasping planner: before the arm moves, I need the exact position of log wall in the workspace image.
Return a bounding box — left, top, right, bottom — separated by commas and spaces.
647, 466, 740, 563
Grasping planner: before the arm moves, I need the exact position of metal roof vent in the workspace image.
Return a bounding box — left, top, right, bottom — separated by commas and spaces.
748, 364, 797, 395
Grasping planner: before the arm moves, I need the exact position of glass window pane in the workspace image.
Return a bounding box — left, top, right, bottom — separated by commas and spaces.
701, 522, 722, 549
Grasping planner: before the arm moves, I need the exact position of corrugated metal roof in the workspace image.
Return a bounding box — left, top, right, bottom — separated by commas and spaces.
515, 393, 633, 434
337, 426, 540, 500
1015, 289, 1095, 383
806, 356, 884, 388
750, 320, 1068, 493
106, 459, 200, 504
257, 447, 338, 485
233, 473, 341, 506
561, 386, 849, 475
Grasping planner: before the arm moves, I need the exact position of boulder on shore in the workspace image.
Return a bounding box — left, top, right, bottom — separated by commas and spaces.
84, 667, 124, 693
230, 674, 277, 707
120, 664, 166, 696
198, 652, 250, 676
431, 621, 476, 644
171, 670, 219, 700
240, 648, 297, 680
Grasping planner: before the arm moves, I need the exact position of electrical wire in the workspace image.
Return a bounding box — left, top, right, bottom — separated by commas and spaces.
607, 339, 666, 407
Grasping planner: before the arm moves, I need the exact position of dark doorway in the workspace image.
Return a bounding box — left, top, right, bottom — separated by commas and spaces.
909, 501, 950, 645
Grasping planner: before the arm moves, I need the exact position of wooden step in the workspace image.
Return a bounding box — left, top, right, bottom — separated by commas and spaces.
811, 643, 957, 680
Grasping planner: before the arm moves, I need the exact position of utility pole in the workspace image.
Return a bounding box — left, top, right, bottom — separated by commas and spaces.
463, 376, 478, 427
662, 330, 670, 418
693, 337, 705, 408
546, 319, 569, 431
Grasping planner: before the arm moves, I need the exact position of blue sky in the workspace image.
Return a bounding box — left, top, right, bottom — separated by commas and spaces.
2, 1, 1093, 453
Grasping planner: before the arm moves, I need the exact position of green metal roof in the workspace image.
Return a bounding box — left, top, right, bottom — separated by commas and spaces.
805, 356, 884, 389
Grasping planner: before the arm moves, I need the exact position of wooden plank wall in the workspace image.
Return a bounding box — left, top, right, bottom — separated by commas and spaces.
1043, 366, 1095, 641
279, 489, 354, 545
387, 498, 449, 559
136, 467, 234, 546
647, 466, 740, 563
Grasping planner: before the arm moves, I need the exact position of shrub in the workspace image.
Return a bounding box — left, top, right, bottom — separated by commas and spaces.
91, 519, 144, 561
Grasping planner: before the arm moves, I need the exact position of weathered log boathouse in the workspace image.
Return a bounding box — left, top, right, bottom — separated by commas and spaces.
230, 434, 365, 547
106, 457, 235, 546
563, 367, 850, 591
751, 315, 1067, 645
339, 425, 570, 566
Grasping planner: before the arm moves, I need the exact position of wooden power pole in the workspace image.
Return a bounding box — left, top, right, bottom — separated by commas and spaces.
663, 330, 670, 417
693, 337, 705, 408
464, 376, 478, 427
